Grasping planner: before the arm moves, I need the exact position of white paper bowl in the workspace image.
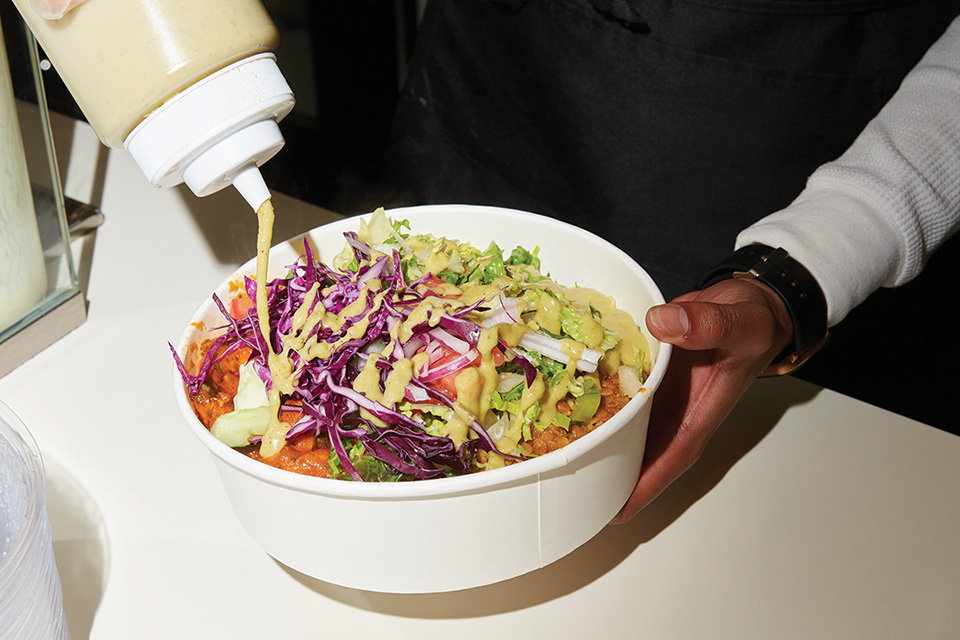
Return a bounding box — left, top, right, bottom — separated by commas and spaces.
173, 204, 672, 593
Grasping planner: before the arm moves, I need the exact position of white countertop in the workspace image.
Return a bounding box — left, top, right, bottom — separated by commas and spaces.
1, 117, 959, 639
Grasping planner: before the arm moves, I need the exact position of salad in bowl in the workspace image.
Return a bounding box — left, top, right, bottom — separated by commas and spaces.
175, 208, 652, 483
172, 204, 670, 592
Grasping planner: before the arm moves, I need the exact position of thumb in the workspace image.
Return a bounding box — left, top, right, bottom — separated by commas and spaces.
646, 300, 781, 355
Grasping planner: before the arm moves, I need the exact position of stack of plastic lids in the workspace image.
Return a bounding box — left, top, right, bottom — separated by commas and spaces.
0, 401, 69, 640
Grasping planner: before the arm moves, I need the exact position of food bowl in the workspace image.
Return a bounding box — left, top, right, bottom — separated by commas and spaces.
173, 204, 672, 593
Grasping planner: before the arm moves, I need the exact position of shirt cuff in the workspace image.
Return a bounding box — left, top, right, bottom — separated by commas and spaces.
735, 188, 901, 327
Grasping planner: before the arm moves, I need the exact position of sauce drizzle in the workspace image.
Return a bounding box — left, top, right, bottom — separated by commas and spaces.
254, 198, 289, 458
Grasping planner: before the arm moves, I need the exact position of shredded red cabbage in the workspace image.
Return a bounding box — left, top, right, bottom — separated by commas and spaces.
174, 232, 518, 481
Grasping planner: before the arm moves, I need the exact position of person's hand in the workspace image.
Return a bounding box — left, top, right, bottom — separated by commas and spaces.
612, 278, 793, 523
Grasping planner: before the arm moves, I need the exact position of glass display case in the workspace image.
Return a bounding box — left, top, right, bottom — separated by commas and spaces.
0, 13, 85, 378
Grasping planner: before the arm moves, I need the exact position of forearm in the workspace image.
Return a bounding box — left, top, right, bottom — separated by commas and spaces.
737, 16, 960, 326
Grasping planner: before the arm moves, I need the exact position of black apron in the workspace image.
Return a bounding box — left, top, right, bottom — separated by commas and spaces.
387, 0, 960, 431
390, 0, 960, 299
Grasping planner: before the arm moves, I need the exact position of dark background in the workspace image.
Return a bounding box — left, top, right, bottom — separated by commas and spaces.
2, 0, 955, 434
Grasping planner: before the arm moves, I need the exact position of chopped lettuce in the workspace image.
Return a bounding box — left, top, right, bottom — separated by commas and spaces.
329, 441, 403, 482
506, 245, 540, 270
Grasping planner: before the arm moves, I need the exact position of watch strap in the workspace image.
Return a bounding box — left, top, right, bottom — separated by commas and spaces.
697, 244, 829, 376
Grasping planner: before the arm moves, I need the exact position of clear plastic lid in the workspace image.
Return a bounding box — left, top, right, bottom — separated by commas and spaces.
0, 401, 69, 640
123, 53, 295, 210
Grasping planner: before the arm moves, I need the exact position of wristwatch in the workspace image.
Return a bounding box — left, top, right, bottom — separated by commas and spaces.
697, 244, 829, 376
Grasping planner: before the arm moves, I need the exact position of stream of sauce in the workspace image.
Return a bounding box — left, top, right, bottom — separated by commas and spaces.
254, 198, 290, 458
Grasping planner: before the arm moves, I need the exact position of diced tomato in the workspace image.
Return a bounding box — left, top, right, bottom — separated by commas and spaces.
425, 374, 459, 401
418, 274, 462, 299
230, 295, 254, 319
422, 349, 463, 400
422, 274, 448, 289
487, 346, 506, 367
419, 345, 506, 402
429, 345, 506, 369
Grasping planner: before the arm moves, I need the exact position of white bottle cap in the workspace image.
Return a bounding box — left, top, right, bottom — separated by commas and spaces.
123, 53, 295, 210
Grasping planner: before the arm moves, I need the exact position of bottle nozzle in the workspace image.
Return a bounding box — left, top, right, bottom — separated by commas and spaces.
123, 54, 294, 208
232, 166, 271, 211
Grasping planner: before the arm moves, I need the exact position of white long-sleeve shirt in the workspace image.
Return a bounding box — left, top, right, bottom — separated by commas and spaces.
737, 16, 960, 327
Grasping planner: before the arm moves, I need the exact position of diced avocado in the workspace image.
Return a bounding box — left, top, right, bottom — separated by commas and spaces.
569, 379, 602, 424
210, 361, 271, 447
233, 362, 269, 410
210, 406, 271, 447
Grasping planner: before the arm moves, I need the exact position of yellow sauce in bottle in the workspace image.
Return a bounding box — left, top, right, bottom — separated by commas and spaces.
11, 0, 279, 148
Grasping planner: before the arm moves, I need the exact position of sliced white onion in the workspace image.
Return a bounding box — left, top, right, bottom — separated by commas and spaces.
485, 413, 511, 443
426, 327, 471, 354
618, 365, 643, 398
420, 348, 480, 382
480, 295, 521, 329
402, 335, 425, 359
404, 385, 431, 402
496, 371, 526, 394
518, 331, 601, 373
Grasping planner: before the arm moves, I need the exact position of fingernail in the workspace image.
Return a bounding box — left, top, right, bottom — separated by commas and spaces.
649, 304, 689, 337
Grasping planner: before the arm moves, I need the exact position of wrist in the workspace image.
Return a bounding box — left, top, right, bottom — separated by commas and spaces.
697, 245, 829, 376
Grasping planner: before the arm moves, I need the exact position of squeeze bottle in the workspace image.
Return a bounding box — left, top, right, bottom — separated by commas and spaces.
10, 0, 296, 210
